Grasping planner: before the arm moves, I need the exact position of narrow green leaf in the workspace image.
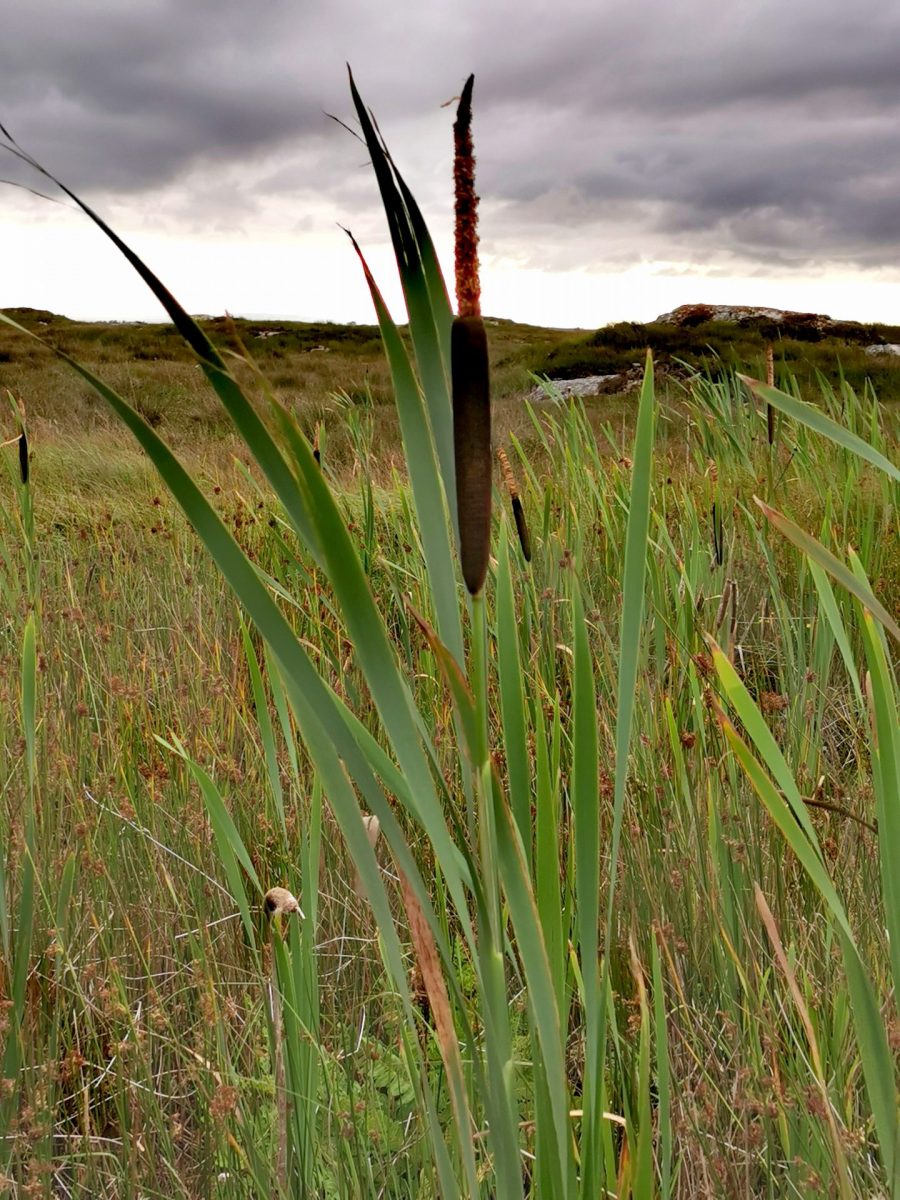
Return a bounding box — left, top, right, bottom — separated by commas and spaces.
741, 376, 900, 482
496, 528, 531, 844
755, 498, 899, 642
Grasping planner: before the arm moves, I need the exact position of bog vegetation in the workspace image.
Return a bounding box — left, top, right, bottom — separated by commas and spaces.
0, 75, 898, 1199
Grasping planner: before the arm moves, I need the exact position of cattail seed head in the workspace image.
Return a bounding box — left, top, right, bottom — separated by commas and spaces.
497, 447, 531, 562
452, 315, 491, 595
18, 432, 28, 485
511, 496, 531, 563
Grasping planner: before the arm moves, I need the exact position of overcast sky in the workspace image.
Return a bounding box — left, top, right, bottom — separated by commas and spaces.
3, 0, 900, 327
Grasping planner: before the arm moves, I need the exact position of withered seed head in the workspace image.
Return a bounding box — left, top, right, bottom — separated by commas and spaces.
264, 887, 302, 918
452, 315, 491, 595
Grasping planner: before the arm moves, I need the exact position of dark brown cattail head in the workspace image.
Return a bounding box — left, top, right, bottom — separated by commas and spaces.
453, 315, 491, 595
312, 424, 321, 466
497, 448, 531, 562
18, 431, 28, 485
711, 501, 724, 567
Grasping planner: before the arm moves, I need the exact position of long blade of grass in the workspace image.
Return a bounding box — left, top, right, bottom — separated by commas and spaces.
754, 498, 900, 642
159, 735, 261, 948
496, 528, 531, 845
344, 230, 462, 663
348, 68, 456, 505
740, 376, 900, 482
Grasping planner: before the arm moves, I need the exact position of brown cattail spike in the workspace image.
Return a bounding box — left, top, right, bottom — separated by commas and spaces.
765, 344, 776, 446
511, 496, 531, 563
453, 75, 480, 319
18, 431, 28, 485
452, 315, 491, 595
497, 448, 531, 562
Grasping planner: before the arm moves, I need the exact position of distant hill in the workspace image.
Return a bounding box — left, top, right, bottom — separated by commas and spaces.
3, 305, 900, 410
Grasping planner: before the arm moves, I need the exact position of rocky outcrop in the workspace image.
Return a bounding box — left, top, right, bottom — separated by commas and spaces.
864, 343, 900, 357
655, 303, 836, 332
528, 364, 648, 403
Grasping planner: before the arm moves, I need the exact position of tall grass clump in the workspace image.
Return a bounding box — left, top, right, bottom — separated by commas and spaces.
1, 71, 898, 1198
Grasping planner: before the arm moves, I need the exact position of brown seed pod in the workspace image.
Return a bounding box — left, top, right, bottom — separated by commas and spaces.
264, 887, 302, 918
497, 447, 531, 563
18, 432, 28, 485
452, 315, 491, 595
511, 495, 531, 563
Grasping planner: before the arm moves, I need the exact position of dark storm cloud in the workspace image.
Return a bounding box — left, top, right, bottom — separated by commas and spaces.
3, 0, 900, 269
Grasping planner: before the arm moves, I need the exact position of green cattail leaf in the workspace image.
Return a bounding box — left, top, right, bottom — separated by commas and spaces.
452, 315, 491, 595
741, 375, 900, 482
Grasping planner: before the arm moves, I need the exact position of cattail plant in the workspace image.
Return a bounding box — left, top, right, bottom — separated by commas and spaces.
765, 342, 776, 446
451, 75, 491, 597
497, 446, 532, 562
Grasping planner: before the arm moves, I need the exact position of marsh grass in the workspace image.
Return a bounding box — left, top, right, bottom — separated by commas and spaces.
0, 75, 898, 1200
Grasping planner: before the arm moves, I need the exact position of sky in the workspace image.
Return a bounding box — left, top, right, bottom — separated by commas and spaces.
2, 0, 900, 329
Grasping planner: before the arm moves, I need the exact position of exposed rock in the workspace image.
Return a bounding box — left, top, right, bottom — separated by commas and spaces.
527, 374, 620, 403
864, 343, 900, 357
655, 303, 837, 332
527, 364, 648, 404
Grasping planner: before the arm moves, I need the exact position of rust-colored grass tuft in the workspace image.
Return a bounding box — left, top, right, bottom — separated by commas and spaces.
397, 867, 460, 1089
453, 74, 480, 319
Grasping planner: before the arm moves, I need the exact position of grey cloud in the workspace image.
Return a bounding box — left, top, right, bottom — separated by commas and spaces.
3, 0, 900, 271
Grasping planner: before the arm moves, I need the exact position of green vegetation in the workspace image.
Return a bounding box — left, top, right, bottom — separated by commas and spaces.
0, 78, 898, 1199
537, 316, 900, 403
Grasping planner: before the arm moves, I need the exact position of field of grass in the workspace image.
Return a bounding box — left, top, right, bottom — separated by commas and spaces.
1, 81, 899, 1200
